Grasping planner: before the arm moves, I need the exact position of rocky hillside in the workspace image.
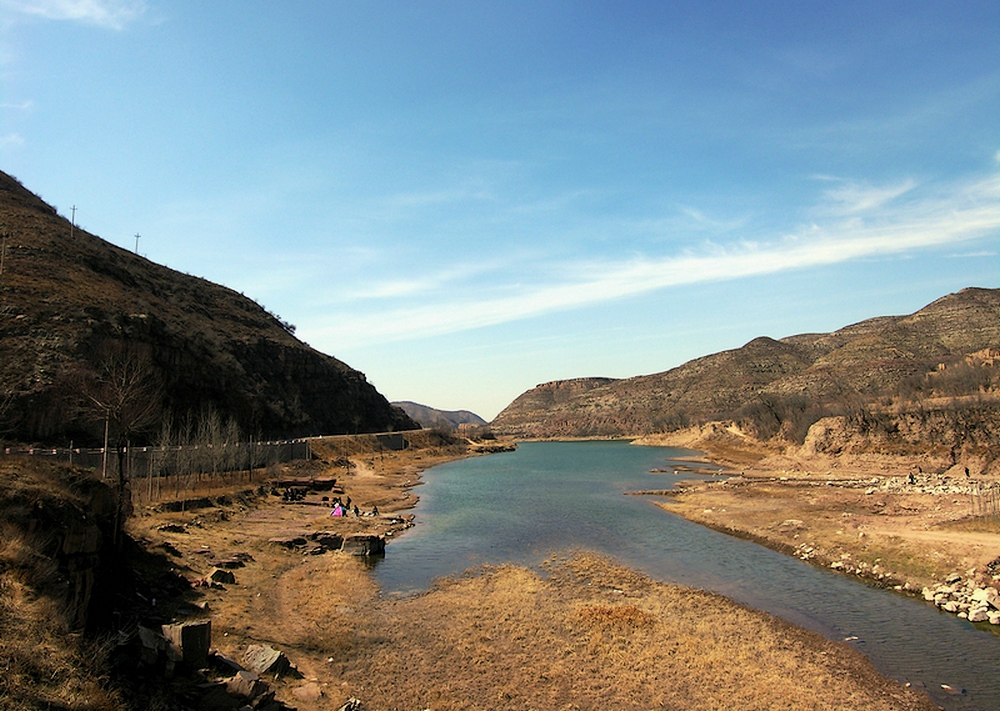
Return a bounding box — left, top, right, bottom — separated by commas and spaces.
491, 288, 1000, 442
392, 401, 487, 430
0, 171, 416, 445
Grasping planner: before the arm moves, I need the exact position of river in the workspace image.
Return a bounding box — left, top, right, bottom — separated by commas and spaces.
374, 441, 1000, 710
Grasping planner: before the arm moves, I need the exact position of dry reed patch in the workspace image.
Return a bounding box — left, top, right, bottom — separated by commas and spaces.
577, 603, 654, 630
341, 554, 932, 711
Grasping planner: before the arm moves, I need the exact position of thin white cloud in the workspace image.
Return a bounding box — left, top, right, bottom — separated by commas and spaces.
945, 250, 997, 259
819, 178, 917, 214
2, 0, 146, 30
348, 259, 525, 301
302, 172, 1000, 350
0, 100, 34, 111
677, 206, 750, 232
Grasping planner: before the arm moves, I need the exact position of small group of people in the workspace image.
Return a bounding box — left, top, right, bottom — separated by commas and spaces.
329, 495, 379, 518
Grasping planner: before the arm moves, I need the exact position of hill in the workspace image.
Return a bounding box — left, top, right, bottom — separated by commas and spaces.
491, 288, 1000, 449
393, 401, 487, 430
0, 171, 416, 445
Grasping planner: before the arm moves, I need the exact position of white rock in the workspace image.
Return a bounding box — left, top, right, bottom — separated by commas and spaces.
979, 587, 1000, 609
968, 607, 990, 623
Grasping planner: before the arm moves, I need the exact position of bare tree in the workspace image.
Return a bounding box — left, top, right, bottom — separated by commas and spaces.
83, 341, 162, 540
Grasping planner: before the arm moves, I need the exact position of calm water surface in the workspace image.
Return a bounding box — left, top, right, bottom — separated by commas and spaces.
374, 441, 1000, 710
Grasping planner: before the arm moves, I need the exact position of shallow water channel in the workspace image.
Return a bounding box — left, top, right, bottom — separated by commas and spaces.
374, 441, 1000, 710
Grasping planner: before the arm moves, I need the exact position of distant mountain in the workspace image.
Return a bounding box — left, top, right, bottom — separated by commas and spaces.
0, 170, 417, 444
491, 288, 1000, 441
393, 401, 487, 430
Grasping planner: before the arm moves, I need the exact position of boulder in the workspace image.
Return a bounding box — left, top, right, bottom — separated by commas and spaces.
972, 586, 1000, 609
292, 682, 324, 702
243, 644, 294, 678
136, 624, 166, 666
210, 568, 237, 585
968, 607, 990, 623
224, 670, 265, 699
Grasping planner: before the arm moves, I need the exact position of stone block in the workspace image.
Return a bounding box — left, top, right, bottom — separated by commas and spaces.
162, 619, 211, 669
341, 534, 385, 557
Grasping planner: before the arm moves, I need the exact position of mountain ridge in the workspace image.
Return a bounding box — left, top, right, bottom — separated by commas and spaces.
491, 287, 1000, 441
392, 401, 487, 430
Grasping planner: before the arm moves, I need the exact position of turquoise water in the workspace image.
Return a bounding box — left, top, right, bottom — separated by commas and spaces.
374, 441, 1000, 710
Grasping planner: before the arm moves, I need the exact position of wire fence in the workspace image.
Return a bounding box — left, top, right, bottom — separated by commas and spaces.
2, 430, 421, 507
3, 439, 312, 506
971, 480, 1000, 524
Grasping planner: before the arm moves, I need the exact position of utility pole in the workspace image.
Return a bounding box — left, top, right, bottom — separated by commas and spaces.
134, 233, 140, 254
70, 206, 77, 238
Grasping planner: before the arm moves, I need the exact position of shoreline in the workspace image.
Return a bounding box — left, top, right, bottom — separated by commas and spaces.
634, 434, 1000, 634
126, 435, 938, 710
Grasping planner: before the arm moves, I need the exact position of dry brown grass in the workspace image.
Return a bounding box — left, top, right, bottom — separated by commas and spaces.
336, 554, 931, 711
0, 464, 121, 711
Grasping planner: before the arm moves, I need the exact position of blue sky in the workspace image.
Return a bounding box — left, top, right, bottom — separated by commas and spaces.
2, 1, 998, 420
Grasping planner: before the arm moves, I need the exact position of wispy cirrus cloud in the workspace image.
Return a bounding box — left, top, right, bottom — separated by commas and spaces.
819, 178, 918, 214
302, 171, 1000, 350
2, 0, 146, 30
0, 133, 25, 148
1, 100, 34, 111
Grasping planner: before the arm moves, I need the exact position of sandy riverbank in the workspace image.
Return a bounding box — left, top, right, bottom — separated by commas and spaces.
637, 427, 1000, 615
128, 434, 935, 711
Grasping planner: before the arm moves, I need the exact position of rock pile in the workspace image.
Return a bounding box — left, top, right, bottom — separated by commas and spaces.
922, 573, 1000, 625
861, 472, 980, 497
